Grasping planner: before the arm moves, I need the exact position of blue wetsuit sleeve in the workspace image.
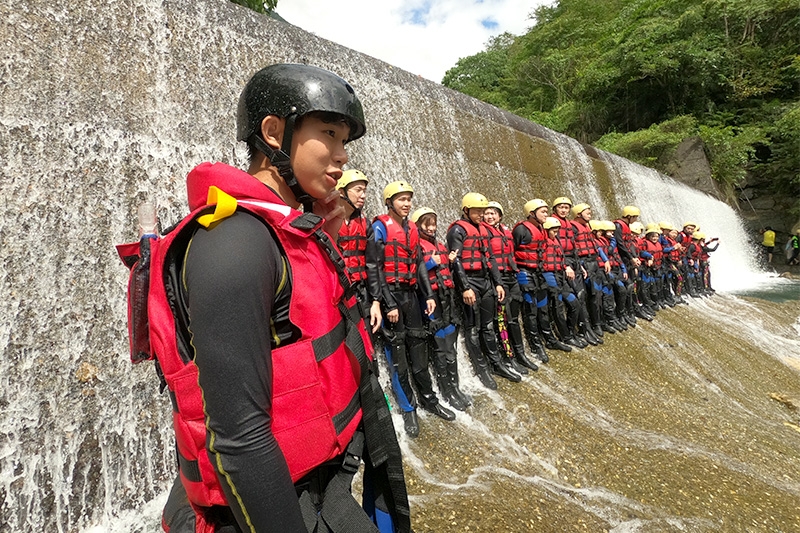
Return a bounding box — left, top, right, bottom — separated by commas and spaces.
598, 248, 609, 263
372, 219, 398, 310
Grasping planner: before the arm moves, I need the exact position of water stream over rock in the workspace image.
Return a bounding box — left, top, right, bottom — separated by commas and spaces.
1, 1, 798, 531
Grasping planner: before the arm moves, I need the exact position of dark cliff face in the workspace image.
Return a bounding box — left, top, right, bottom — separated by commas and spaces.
662, 136, 798, 258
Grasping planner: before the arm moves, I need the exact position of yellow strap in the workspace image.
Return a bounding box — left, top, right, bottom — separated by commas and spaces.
197, 186, 238, 228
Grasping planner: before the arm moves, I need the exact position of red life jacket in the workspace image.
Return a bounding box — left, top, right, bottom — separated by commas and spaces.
337, 216, 368, 283
375, 213, 419, 286
699, 241, 710, 262
513, 220, 546, 271
641, 238, 663, 268
554, 214, 576, 254
614, 219, 633, 244
687, 242, 701, 262
663, 235, 682, 263
631, 236, 642, 257
117, 163, 372, 515
541, 237, 565, 272
419, 237, 454, 290
483, 222, 515, 272
449, 219, 490, 272
571, 220, 596, 258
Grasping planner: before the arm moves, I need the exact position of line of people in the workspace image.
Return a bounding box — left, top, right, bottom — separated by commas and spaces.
335, 173, 720, 438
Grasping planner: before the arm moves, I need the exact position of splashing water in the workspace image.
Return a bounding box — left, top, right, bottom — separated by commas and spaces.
1, 1, 797, 532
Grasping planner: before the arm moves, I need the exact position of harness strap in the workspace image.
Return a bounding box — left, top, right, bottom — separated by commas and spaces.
300, 218, 411, 533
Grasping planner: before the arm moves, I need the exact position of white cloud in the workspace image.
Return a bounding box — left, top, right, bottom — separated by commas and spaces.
275, 0, 550, 83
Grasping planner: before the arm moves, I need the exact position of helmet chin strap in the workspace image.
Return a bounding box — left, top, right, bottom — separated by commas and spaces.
342, 191, 361, 218
251, 114, 315, 212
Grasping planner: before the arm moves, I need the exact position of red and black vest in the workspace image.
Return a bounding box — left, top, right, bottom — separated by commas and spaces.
541, 237, 565, 272
513, 220, 546, 271
337, 216, 368, 283
483, 222, 515, 272
419, 237, 454, 290
663, 235, 682, 263
640, 238, 663, 268
554, 215, 576, 255
572, 220, 596, 258
614, 219, 633, 246
117, 163, 372, 516
375, 213, 419, 286
450, 219, 490, 272
686, 242, 701, 262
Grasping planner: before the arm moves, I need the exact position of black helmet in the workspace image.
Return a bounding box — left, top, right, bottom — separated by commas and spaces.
236, 63, 366, 143
236, 64, 366, 210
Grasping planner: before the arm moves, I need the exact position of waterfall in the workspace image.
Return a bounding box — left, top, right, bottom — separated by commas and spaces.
1, 1, 798, 532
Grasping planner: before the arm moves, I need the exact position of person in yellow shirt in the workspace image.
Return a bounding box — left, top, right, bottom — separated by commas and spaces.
761, 226, 776, 264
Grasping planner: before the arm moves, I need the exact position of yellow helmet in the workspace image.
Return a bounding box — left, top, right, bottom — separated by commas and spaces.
552, 196, 573, 208
524, 199, 549, 216
486, 200, 504, 215
411, 207, 436, 224
542, 216, 562, 230
692, 232, 705, 240
571, 203, 591, 218
337, 169, 369, 190
622, 205, 640, 217
658, 221, 674, 231
462, 192, 489, 210
683, 220, 697, 229
589, 220, 603, 231
383, 181, 414, 202
644, 223, 661, 235
630, 221, 645, 234
602, 220, 617, 231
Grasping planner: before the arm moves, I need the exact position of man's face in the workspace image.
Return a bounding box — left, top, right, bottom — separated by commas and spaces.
290, 115, 350, 201
468, 207, 485, 224
345, 181, 368, 209
555, 204, 571, 218
390, 192, 413, 218
579, 208, 592, 222
534, 206, 548, 224
648, 233, 659, 243
684, 225, 695, 235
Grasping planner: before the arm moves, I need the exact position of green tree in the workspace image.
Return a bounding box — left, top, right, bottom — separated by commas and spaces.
442, 0, 800, 213
231, 0, 278, 15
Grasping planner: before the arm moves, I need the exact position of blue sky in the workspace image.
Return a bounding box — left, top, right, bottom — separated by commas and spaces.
276, 0, 551, 82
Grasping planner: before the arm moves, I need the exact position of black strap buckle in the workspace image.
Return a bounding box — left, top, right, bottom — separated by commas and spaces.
341, 430, 365, 474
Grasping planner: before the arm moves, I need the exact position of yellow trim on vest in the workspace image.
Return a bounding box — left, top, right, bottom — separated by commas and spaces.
197, 186, 238, 228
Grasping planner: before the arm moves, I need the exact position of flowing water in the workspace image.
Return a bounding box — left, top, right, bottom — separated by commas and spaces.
1, 1, 798, 532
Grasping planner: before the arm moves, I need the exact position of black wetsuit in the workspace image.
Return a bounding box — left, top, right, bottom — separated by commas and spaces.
177, 210, 307, 532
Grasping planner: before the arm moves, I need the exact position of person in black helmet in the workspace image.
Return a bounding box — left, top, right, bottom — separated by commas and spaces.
158, 64, 410, 533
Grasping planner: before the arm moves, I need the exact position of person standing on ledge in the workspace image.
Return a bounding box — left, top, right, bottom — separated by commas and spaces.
448, 192, 520, 389
335, 169, 383, 329
788, 228, 800, 266
373, 181, 455, 438
761, 226, 776, 264
123, 64, 410, 533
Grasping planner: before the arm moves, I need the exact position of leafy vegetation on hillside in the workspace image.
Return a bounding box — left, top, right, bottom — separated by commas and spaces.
442, 0, 799, 213
231, 0, 277, 15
